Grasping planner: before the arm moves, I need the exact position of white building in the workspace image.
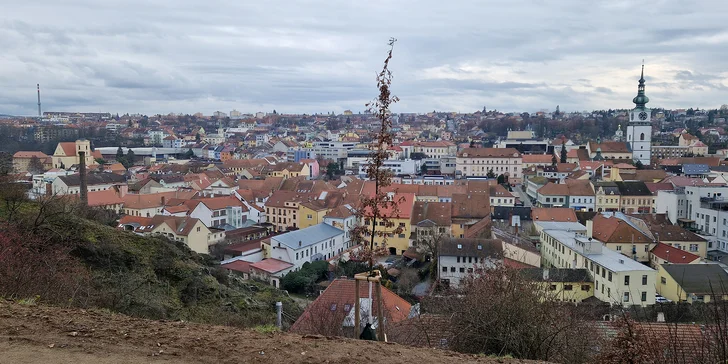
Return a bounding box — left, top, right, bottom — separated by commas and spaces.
681, 186, 728, 252
269, 223, 345, 271
455, 148, 523, 183
540, 222, 656, 307
626, 65, 653, 165
437, 238, 502, 288
358, 159, 417, 176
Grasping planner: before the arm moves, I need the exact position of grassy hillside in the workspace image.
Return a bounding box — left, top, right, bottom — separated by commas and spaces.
0, 196, 301, 328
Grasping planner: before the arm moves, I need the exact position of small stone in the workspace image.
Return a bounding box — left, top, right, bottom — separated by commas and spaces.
259, 351, 265, 355
69, 332, 78, 337
48, 344, 55, 348
301, 351, 307, 355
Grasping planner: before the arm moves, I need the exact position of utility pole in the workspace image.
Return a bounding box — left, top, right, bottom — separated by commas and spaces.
37, 84, 42, 117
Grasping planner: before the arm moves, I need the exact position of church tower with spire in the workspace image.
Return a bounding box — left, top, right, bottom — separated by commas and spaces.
627, 64, 652, 165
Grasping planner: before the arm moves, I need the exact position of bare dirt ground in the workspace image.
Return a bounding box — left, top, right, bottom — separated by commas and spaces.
0, 299, 540, 364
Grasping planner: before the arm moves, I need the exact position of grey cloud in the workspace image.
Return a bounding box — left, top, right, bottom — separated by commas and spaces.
1, 0, 728, 115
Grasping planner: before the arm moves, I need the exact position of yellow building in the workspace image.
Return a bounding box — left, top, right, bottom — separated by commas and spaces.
265, 162, 310, 179
51, 139, 98, 169
657, 264, 728, 303
521, 268, 594, 303
265, 190, 304, 231
362, 193, 416, 255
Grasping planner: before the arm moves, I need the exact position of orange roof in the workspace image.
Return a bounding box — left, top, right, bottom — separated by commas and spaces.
591, 214, 652, 243
650, 242, 700, 264
13, 151, 48, 159
362, 192, 416, 219
531, 207, 577, 222
250, 258, 293, 274
457, 147, 521, 158
87, 189, 124, 207
122, 190, 197, 210
59, 142, 77, 156
537, 182, 570, 196
522, 154, 554, 163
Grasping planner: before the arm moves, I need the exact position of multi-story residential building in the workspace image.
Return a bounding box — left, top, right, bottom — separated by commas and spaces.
682, 186, 728, 252
13, 151, 49, 173
652, 145, 690, 159
437, 238, 503, 288
540, 223, 656, 307
265, 190, 308, 232
489, 184, 515, 209
410, 201, 452, 253
358, 159, 417, 176
492, 130, 550, 155
399, 141, 457, 159
119, 215, 224, 255
361, 192, 416, 255
268, 223, 345, 271
520, 268, 595, 303
165, 196, 249, 230
537, 163, 578, 181
591, 213, 654, 263
323, 204, 358, 248
456, 148, 523, 183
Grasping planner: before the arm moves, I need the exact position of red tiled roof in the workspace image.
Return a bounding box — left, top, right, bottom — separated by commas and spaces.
522, 154, 555, 163
650, 242, 700, 264
290, 278, 412, 335
59, 142, 76, 156
87, 189, 124, 207
13, 151, 48, 159
221, 260, 251, 273
250, 258, 293, 274
531, 207, 577, 222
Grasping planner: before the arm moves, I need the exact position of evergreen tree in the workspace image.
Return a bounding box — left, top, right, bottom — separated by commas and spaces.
551, 153, 558, 166
27, 155, 44, 174
486, 169, 496, 178
116, 147, 124, 161
195, 133, 201, 143
420, 164, 428, 175
560, 145, 567, 163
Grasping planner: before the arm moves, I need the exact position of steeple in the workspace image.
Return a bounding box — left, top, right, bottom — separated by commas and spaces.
632, 62, 649, 109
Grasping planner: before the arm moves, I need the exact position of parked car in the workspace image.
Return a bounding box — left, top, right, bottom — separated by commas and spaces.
655, 294, 671, 303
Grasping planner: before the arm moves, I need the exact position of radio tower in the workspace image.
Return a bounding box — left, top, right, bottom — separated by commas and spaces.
37, 84, 42, 117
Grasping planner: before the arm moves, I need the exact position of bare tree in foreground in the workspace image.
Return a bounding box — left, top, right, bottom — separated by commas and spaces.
351, 38, 404, 272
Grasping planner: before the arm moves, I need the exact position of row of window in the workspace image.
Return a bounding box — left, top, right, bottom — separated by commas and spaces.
442, 266, 474, 274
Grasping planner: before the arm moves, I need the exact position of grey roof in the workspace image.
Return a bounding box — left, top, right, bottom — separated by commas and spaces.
520, 268, 593, 283
594, 181, 620, 195
272, 223, 344, 250
58, 173, 126, 186
662, 264, 728, 295
438, 238, 503, 259
682, 164, 710, 175
615, 181, 652, 196
544, 229, 653, 273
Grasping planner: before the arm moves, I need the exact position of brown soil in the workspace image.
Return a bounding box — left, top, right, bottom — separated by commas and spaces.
0, 300, 539, 364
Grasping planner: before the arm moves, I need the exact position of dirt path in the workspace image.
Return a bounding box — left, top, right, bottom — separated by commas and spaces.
0, 300, 538, 364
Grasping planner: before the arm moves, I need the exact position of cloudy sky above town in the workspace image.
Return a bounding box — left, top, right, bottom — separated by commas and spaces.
1, 0, 727, 116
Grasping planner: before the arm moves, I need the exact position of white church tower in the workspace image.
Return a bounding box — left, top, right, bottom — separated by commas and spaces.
627, 64, 652, 165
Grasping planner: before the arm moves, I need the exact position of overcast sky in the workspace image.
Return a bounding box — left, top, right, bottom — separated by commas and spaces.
1, 0, 727, 116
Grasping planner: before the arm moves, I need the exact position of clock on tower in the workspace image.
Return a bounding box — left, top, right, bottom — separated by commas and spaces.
626, 63, 652, 165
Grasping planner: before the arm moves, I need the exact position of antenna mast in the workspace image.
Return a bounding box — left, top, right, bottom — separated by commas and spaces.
37, 84, 42, 117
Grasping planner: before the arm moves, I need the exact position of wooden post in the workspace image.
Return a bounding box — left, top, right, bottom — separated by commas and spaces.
354, 279, 360, 338
375, 281, 385, 341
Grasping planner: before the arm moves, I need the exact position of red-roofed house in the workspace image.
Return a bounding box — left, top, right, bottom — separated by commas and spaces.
289, 278, 412, 338
249, 258, 294, 288
13, 151, 49, 173
221, 260, 252, 279
649, 242, 701, 268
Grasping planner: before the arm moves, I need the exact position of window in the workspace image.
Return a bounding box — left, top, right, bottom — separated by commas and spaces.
450, 267, 455, 272
661, 277, 667, 284
442, 266, 447, 272
616, 245, 622, 251
642, 275, 647, 285
690, 244, 699, 252
564, 284, 573, 291
623, 292, 630, 302
581, 285, 590, 291
607, 271, 612, 281
196, 227, 201, 232
549, 285, 557, 291
457, 257, 460, 263
459, 267, 465, 273
624, 276, 630, 286
641, 292, 647, 302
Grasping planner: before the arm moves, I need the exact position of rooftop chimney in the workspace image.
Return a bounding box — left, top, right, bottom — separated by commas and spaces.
586, 220, 593, 239
79, 151, 88, 206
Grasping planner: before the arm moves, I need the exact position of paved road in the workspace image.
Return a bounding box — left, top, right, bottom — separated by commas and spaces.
513, 185, 533, 207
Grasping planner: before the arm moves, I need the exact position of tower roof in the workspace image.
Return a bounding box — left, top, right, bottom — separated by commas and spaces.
632, 63, 649, 109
